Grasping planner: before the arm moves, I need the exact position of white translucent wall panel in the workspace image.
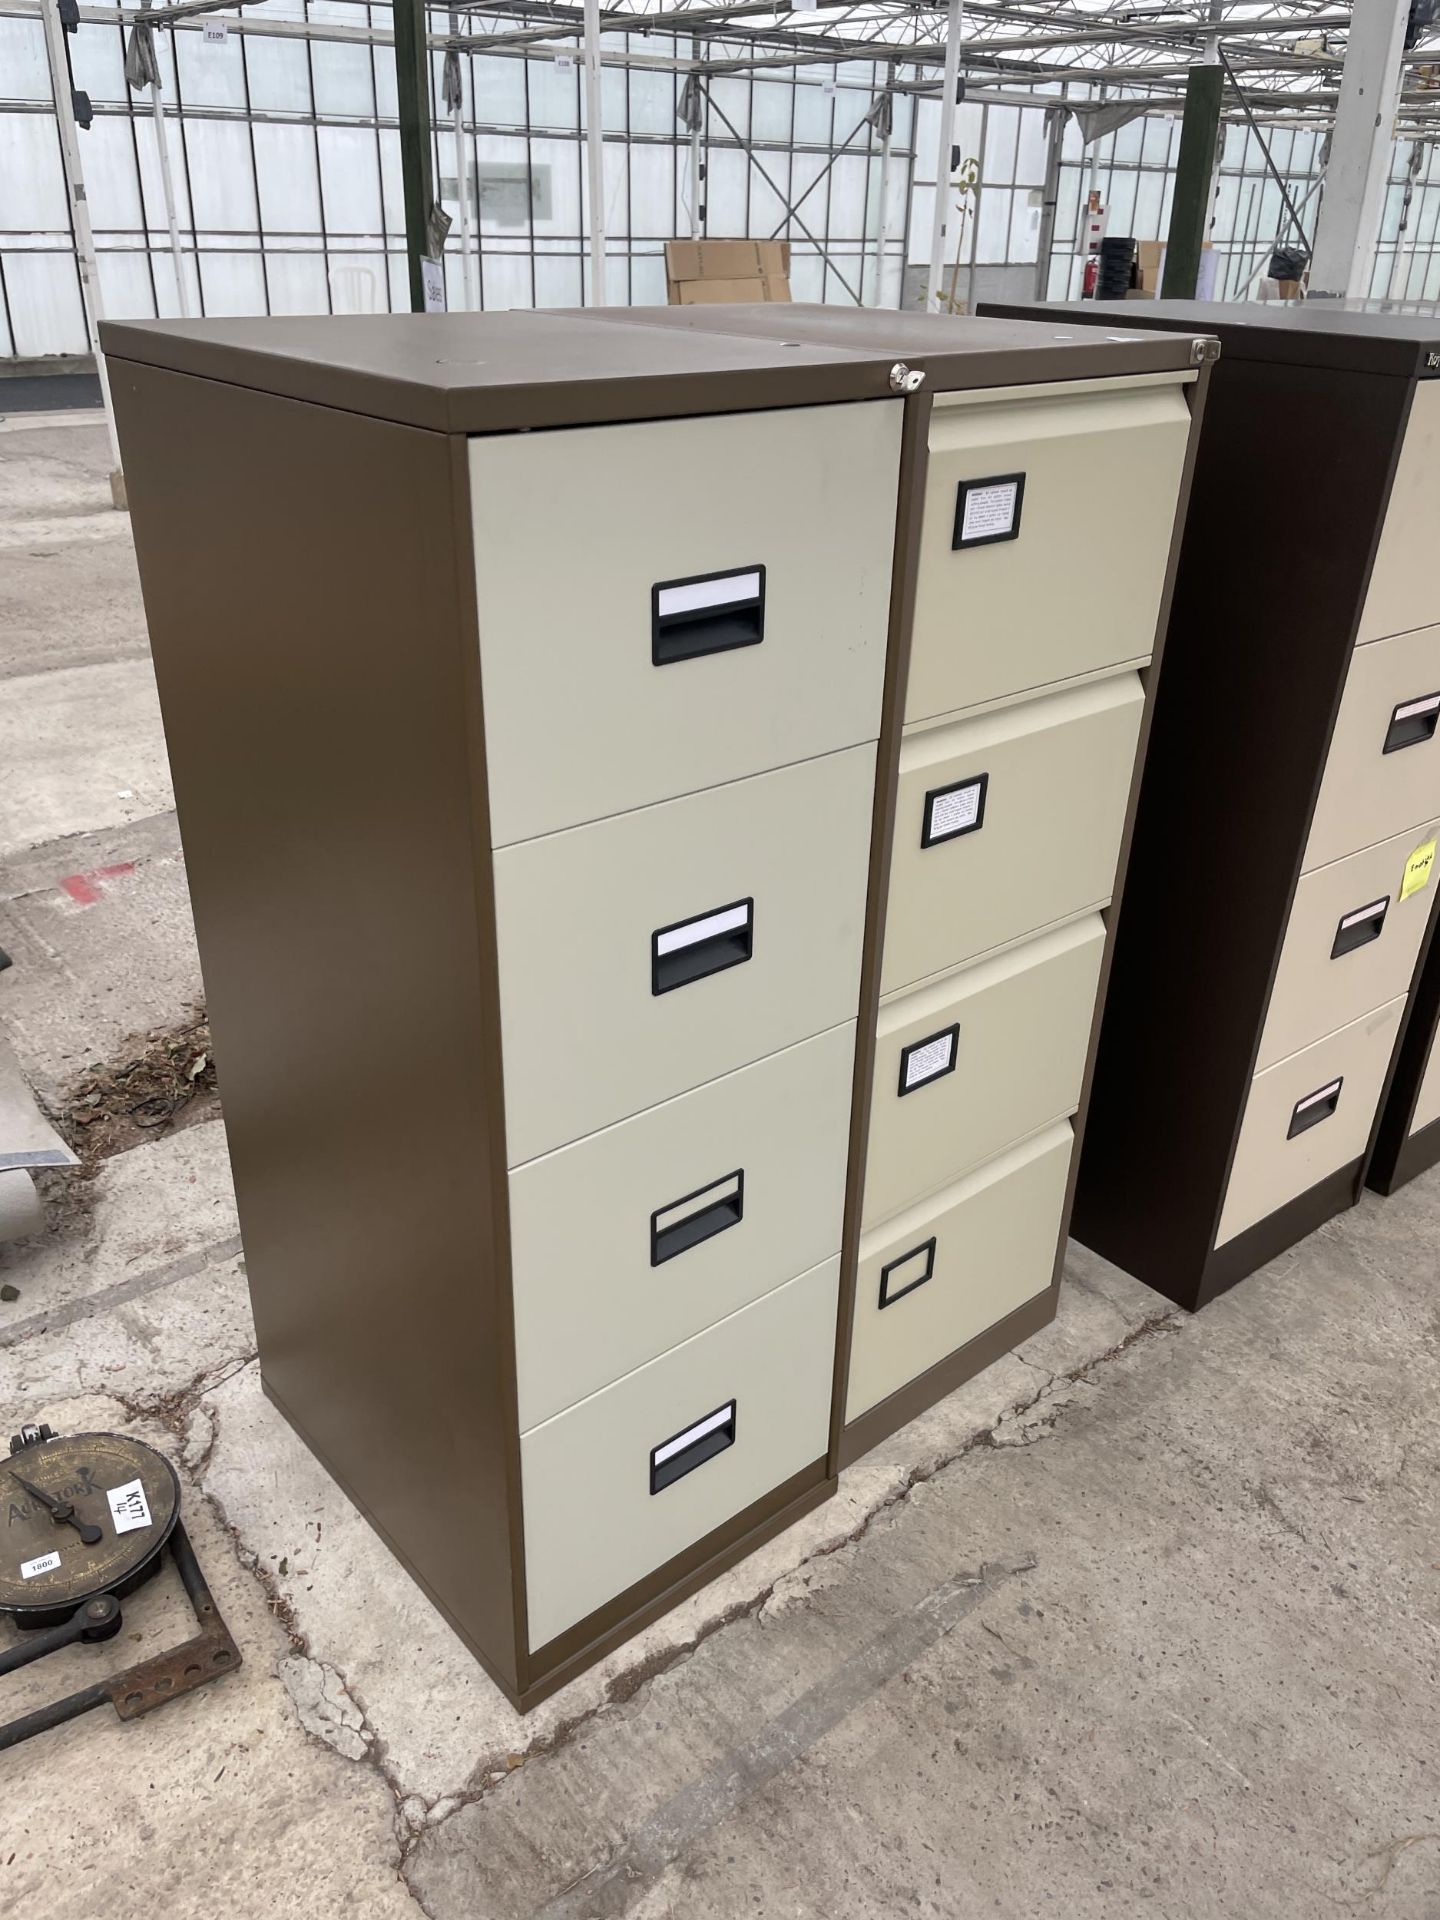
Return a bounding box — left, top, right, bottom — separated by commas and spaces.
5, 253, 88, 354
267, 249, 330, 315
248, 37, 311, 114
96, 249, 158, 321
176, 29, 248, 111
85, 116, 145, 234
1, 112, 69, 230
317, 126, 382, 233
186, 118, 260, 229
0, 17, 50, 99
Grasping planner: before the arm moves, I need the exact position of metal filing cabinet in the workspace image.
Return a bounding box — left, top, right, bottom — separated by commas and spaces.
983, 297, 1440, 1307
102, 305, 1206, 1707
594, 305, 1205, 1461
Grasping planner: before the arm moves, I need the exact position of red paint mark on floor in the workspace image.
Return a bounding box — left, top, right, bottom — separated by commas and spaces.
58, 862, 136, 907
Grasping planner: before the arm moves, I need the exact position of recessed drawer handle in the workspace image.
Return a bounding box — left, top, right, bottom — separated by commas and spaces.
1383, 692, 1440, 754
650, 1401, 737, 1494
1288, 1077, 1343, 1139
652, 897, 754, 996
879, 1237, 936, 1308
898, 1024, 960, 1096
651, 1169, 745, 1267
922, 773, 988, 849
1331, 896, 1389, 959
651, 567, 766, 666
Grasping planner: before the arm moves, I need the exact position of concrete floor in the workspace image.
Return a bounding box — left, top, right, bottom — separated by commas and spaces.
2, 419, 1438, 1920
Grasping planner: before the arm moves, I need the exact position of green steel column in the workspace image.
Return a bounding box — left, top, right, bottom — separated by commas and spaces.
394, 0, 434, 313
1161, 61, 1222, 299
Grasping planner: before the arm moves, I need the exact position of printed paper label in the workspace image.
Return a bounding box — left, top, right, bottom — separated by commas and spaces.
903, 1031, 956, 1090
961, 479, 1020, 544
107, 1478, 153, 1535
927, 782, 982, 842
21, 1550, 61, 1580
420, 257, 446, 314
1401, 838, 1436, 902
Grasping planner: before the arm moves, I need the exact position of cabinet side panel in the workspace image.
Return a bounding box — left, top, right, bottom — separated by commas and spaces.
109, 360, 519, 1687
1073, 359, 1410, 1293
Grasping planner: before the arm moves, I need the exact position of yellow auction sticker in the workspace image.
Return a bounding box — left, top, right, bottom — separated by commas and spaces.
1401, 837, 1437, 902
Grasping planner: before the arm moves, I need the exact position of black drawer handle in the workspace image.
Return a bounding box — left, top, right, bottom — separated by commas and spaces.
652, 897, 753, 996
897, 1024, 960, 1097
879, 1237, 936, 1308
651, 1170, 744, 1267
1288, 1077, 1343, 1139
652, 566, 765, 666
1383, 692, 1440, 754
650, 1401, 737, 1494
1331, 896, 1389, 959
922, 773, 988, 848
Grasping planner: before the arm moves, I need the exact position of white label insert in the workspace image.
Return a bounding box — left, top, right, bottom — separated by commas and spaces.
1295, 1079, 1342, 1115
107, 1477, 153, 1534
1338, 898, 1388, 932
655, 902, 749, 957
653, 1403, 734, 1467
961, 478, 1020, 544
20, 1550, 61, 1580
927, 782, 983, 842
1394, 694, 1440, 723
903, 1031, 957, 1090
656, 571, 761, 620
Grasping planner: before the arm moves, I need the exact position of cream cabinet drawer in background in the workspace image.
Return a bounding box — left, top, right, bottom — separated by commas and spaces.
1216, 997, 1406, 1247
471, 401, 901, 847
494, 744, 875, 1165
846, 1125, 1071, 1423
1256, 821, 1439, 1072
521, 1257, 838, 1651
510, 1022, 855, 1429
907, 377, 1190, 723
882, 675, 1142, 995
863, 915, 1104, 1229
1306, 625, 1440, 868
1357, 381, 1440, 646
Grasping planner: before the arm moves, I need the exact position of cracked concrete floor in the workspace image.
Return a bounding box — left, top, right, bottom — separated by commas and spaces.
2, 410, 1439, 1920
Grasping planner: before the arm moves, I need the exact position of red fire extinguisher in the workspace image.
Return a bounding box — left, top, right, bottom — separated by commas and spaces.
1082, 254, 1099, 298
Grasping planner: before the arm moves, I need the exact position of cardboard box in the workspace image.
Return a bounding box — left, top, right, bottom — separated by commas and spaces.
665, 239, 791, 305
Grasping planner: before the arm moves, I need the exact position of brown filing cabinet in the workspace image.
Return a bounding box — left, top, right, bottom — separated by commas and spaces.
982, 297, 1440, 1309
102, 306, 1205, 1709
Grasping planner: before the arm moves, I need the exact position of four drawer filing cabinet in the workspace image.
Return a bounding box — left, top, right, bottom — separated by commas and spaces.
103, 305, 1206, 1708
984, 298, 1440, 1309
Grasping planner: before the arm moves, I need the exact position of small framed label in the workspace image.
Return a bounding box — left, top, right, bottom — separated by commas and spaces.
1383, 691, 1440, 754
898, 1023, 960, 1097
202, 18, 229, 42
107, 1477, 153, 1534
1287, 1078, 1342, 1140
652, 897, 754, 995
1331, 897, 1389, 958
878, 1238, 936, 1309
650, 1401, 737, 1494
922, 772, 988, 849
952, 472, 1025, 550
20, 1549, 61, 1580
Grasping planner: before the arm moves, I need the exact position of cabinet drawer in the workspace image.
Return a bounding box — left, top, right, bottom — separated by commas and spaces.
1357, 380, 1440, 646
521, 1256, 837, 1651
863, 915, 1104, 1230
1257, 821, 1439, 1071
907, 378, 1190, 723
846, 1124, 1071, 1423
470, 402, 901, 847
1411, 1023, 1440, 1135
882, 675, 1142, 995
1215, 997, 1405, 1247
511, 1023, 854, 1429
494, 744, 875, 1164
1306, 626, 1440, 868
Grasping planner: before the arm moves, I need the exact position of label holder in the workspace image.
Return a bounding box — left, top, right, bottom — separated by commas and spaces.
650, 1170, 745, 1267
1287, 1078, 1343, 1140
1383, 692, 1440, 755
879, 1238, 937, 1309
1330, 897, 1389, 960
650, 1401, 738, 1494
651, 565, 766, 666
921, 773, 989, 850
952, 472, 1026, 551
897, 1023, 961, 1098
652, 897, 754, 996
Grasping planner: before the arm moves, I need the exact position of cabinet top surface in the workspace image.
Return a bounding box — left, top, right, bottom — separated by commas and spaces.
98, 306, 1202, 433
979, 298, 1440, 378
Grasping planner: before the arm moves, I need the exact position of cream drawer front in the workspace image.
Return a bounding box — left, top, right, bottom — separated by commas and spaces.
863, 915, 1104, 1230
470, 402, 901, 848
511, 1023, 854, 1430
1306, 626, 1440, 868
495, 744, 875, 1165
1257, 821, 1439, 1072
907, 378, 1190, 723
846, 1124, 1071, 1423
882, 675, 1143, 996
521, 1256, 837, 1651
1357, 381, 1440, 646
1411, 1023, 1440, 1135
1215, 998, 1405, 1247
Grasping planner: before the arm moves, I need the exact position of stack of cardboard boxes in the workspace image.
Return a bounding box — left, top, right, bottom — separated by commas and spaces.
664, 240, 792, 305
1130, 240, 1217, 300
